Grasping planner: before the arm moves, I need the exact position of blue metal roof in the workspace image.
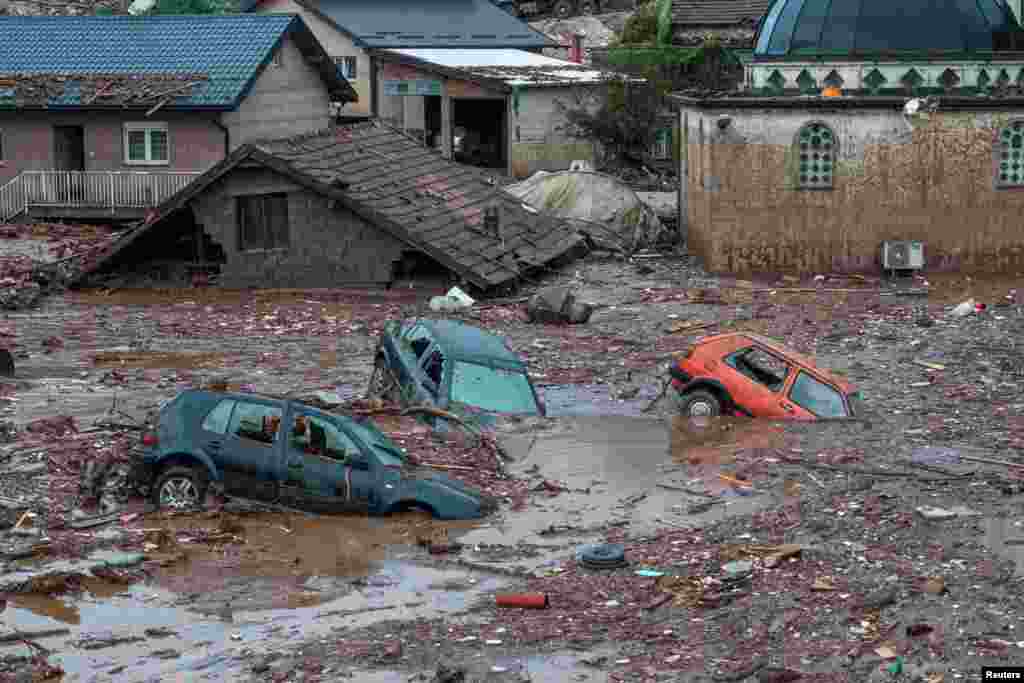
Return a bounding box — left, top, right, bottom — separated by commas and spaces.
0, 14, 352, 109
242, 0, 555, 49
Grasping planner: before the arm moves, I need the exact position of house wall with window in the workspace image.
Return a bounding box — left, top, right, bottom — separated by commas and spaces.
678, 105, 1024, 274
0, 111, 224, 186
188, 166, 406, 287
250, 0, 372, 115
221, 34, 334, 147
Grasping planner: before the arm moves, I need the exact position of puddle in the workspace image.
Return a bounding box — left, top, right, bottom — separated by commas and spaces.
539, 383, 661, 417
3, 560, 505, 681
465, 416, 770, 563
90, 351, 229, 370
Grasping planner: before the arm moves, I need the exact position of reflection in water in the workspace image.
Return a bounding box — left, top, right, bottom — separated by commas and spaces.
669, 417, 783, 495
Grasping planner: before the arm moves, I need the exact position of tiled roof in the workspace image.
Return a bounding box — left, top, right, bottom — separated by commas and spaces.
85, 122, 582, 289
0, 15, 355, 109
671, 0, 770, 27
244, 0, 555, 49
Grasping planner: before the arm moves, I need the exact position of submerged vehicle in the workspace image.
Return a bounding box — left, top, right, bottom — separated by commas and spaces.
129, 389, 496, 519
369, 319, 545, 422
669, 333, 862, 419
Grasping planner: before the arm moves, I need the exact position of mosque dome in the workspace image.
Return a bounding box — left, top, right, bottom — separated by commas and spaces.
753, 0, 1024, 58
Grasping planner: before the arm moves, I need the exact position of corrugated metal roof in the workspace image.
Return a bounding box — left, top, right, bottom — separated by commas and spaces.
244, 0, 555, 49
386, 48, 612, 85
0, 14, 355, 109
83, 122, 582, 289
671, 0, 770, 27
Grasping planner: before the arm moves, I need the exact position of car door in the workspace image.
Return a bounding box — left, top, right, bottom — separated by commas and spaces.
389, 324, 435, 401
197, 398, 235, 472
280, 411, 371, 513
720, 345, 796, 418
786, 371, 848, 419
220, 399, 284, 500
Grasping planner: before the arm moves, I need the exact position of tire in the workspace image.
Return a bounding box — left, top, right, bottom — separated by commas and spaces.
552, 0, 575, 18
367, 356, 399, 402
579, 0, 599, 13
677, 389, 722, 418
152, 466, 208, 510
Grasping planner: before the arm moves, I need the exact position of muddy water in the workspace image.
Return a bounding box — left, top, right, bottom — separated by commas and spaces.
539, 383, 662, 417
982, 515, 1024, 575
2, 513, 504, 682
463, 416, 778, 571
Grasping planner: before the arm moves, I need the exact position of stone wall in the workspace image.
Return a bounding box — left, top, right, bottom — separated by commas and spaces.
680, 105, 1024, 274
189, 167, 407, 287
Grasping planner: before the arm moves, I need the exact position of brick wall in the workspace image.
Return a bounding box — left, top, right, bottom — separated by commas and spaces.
680, 105, 1024, 274
190, 167, 406, 287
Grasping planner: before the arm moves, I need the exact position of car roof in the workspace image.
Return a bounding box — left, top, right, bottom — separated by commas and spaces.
416, 319, 525, 368
700, 333, 853, 392
179, 389, 354, 420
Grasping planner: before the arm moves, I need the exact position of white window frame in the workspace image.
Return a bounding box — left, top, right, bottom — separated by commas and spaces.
342, 56, 357, 79
123, 122, 169, 166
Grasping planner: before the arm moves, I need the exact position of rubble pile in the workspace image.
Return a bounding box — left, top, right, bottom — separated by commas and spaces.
0, 222, 122, 311
0, 72, 209, 107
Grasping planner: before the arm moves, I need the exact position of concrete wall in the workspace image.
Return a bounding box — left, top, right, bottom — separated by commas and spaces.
252, 0, 371, 115
221, 34, 333, 147
0, 111, 224, 185
189, 166, 407, 287
679, 105, 1024, 274
510, 85, 600, 178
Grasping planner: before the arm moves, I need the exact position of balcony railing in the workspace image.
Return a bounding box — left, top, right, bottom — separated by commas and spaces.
0, 170, 201, 222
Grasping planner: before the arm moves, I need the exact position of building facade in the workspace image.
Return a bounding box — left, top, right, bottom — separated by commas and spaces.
676, 0, 1024, 274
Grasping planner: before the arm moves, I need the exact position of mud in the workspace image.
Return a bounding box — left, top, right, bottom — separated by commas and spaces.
1, 252, 1023, 682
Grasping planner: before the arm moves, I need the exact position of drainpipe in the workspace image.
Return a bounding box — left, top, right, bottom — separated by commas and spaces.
213, 118, 231, 157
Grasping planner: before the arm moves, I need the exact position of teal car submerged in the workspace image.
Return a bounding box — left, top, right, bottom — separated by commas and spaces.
128, 389, 496, 520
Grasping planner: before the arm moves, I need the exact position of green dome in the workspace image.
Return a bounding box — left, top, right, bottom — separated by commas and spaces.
753, 0, 1024, 57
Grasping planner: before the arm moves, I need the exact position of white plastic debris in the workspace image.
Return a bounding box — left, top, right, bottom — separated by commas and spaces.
428, 286, 475, 313
950, 299, 976, 317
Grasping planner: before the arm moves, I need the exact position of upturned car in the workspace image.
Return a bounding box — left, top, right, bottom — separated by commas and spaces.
368, 319, 545, 421
128, 389, 496, 519
669, 333, 862, 419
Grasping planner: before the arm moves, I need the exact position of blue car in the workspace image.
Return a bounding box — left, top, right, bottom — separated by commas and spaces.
368, 319, 545, 422
128, 390, 495, 519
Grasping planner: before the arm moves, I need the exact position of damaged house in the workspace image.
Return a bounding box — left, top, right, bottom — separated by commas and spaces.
370, 48, 618, 177
0, 14, 356, 223
674, 0, 1024, 274
78, 122, 583, 290
241, 0, 556, 117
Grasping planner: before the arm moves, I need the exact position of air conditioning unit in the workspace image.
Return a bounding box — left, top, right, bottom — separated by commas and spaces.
881, 240, 925, 270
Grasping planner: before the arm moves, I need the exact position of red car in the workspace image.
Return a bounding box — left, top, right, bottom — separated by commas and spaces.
669, 333, 862, 419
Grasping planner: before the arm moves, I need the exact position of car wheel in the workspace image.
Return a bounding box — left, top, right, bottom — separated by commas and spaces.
678, 389, 722, 418
367, 356, 399, 402
552, 0, 574, 18
153, 466, 208, 510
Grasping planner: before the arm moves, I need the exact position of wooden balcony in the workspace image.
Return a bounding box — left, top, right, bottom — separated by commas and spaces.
0, 170, 201, 223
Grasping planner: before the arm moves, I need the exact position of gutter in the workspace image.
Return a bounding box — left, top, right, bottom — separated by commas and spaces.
213, 118, 231, 156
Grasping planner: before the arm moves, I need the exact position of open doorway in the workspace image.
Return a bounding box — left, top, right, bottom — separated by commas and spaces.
53, 125, 86, 204
451, 98, 506, 171
425, 95, 442, 150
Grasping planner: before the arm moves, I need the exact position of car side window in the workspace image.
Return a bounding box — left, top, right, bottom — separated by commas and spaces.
422, 347, 446, 388
725, 347, 791, 392
404, 325, 433, 360
201, 399, 235, 434
789, 372, 847, 417
289, 413, 358, 462
228, 402, 283, 445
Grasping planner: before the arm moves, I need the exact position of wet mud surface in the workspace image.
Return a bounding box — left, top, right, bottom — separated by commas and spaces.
1, 254, 1023, 681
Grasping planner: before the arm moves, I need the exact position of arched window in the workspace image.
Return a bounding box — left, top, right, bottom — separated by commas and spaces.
998, 120, 1024, 188
796, 122, 836, 189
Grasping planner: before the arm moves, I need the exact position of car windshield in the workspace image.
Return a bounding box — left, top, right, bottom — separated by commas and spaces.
345, 419, 407, 467
789, 372, 849, 418
450, 362, 539, 414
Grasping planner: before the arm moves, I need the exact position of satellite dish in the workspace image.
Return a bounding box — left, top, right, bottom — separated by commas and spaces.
128, 0, 157, 15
